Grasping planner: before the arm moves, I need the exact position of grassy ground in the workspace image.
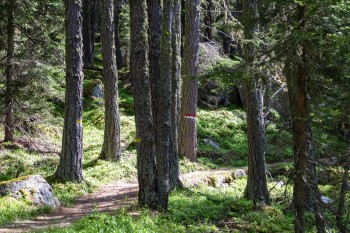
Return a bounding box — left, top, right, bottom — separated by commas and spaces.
0, 66, 348, 231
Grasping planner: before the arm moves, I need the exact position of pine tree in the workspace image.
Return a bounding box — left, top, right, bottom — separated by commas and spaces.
55, 0, 84, 183
99, 0, 121, 161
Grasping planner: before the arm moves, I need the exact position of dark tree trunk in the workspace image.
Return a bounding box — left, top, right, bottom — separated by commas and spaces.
223, 35, 231, 55
82, 0, 93, 67
242, 0, 270, 205
336, 148, 349, 233
155, 0, 173, 209
179, 0, 200, 162
55, 0, 84, 183
99, 0, 121, 161
114, 0, 125, 69
169, 0, 182, 189
90, 0, 97, 59
4, 0, 16, 143
285, 5, 308, 232
202, 0, 213, 42
129, 0, 157, 209
147, 0, 162, 133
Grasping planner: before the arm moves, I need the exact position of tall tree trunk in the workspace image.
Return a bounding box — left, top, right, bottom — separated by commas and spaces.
55, 0, 84, 183
169, 0, 182, 189
4, 0, 16, 143
155, 0, 173, 209
147, 0, 162, 134
129, 0, 157, 209
242, 0, 270, 205
203, 0, 213, 42
285, 5, 308, 232
90, 0, 97, 60
114, 0, 125, 69
336, 148, 349, 233
82, 0, 93, 67
179, 0, 200, 161
99, 0, 121, 161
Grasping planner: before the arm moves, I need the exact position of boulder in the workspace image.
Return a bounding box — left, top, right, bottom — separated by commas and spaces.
203, 138, 220, 149
91, 83, 104, 98
0, 175, 60, 209
232, 169, 247, 179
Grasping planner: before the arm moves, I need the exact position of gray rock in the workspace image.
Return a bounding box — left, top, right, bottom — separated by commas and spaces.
276, 180, 285, 188
233, 169, 246, 178
91, 84, 104, 98
0, 175, 60, 209
321, 196, 333, 204
203, 138, 220, 149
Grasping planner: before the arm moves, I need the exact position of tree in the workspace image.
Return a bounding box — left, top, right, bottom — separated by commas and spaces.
99, 0, 121, 161
82, 0, 94, 67
202, 0, 214, 42
179, 0, 200, 162
242, 0, 270, 205
129, 0, 157, 208
55, 0, 84, 182
169, 0, 182, 189
147, 0, 162, 134
114, 0, 126, 69
3, 0, 16, 142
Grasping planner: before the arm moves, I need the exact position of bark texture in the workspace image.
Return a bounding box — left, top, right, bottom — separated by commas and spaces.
82, 0, 93, 67
169, 0, 182, 189
4, 0, 16, 142
155, 0, 173, 209
203, 0, 213, 42
99, 0, 121, 161
114, 0, 125, 69
129, 0, 157, 208
147, 0, 162, 133
179, 0, 200, 162
55, 0, 84, 183
242, 0, 270, 205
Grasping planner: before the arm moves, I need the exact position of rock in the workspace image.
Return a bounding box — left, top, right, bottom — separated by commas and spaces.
233, 169, 246, 179
321, 196, 333, 204
0, 175, 60, 209
276, 180, 285, 188
91, 83, 104, 98
327, 157, 338, 165
203, 138, 220, 149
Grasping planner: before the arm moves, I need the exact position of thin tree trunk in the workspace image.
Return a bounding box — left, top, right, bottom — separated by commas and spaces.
114, 0, 125, 69
83, 0, 93, 67
169, 0, 182, 189
242, 0, 270, 205
55, 0, 84, 183
203, 0, 213, 42
4, 0, 16, 143
179, 0, 200, 162
129, 0, 157, 209
336, 149, 349, 233
90, 0, 97, 60
147, 0, 162, 134
99, 0, 121, 161
155, 0, 173, 209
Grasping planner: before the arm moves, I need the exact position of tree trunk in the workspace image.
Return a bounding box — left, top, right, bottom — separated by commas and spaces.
129, 0, 157, 209
203, 0, 213, 42
82, 0, 93, 67
147, 0, 162, 134
169, 0, 182, 189
90, 0, 98, 59
55, 0, 84, 183
336, 148, 349, 233
155, 0, 173, 209
179, 0, 200, 162
99, 0, 121, 161
4, 0, 16, 143
242, 0, 270, 205
114, 0, 125, 69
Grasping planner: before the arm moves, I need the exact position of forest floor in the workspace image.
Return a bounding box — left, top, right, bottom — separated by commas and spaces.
0, 169, 238, 233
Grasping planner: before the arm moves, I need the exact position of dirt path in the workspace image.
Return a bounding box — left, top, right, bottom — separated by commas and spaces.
0, 169, 238, 233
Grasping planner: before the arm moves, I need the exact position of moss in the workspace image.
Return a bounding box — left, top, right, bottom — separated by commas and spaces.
0, 175, 32, 187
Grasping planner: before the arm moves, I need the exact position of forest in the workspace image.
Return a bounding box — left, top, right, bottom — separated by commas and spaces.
0, 0, 349, 232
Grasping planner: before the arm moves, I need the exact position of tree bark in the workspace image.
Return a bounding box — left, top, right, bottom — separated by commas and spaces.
4, 0, 16, 143
99, 0, 121, 161
179, 0, 200, 162
169, 0, 182, 189
55, 0, 84, 183
155, 0, 173, 209
147, 0, 162, 134
82, 0, 93, 67
203, 0, 213, 42
129, 0, 157, 209
242, 0, 270, 205
90, 0, 97, 59
114, 0, 125, 69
